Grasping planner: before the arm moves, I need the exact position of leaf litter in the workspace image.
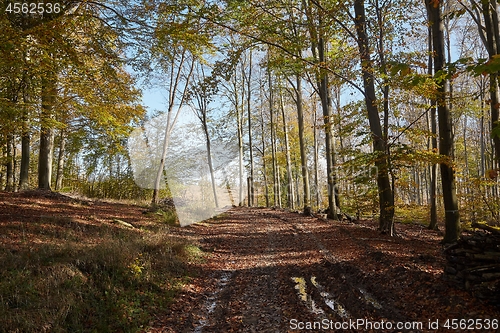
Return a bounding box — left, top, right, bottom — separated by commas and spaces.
150, 207, 500, 333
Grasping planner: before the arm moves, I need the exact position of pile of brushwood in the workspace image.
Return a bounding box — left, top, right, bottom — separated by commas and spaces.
444, 223, 500, 306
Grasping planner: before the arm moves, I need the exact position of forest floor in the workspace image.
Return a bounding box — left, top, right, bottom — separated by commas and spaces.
149, 207, 500, 333
1, 192, 500, 332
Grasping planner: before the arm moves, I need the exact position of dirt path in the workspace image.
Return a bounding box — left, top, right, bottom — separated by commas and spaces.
151, 207, 500, 333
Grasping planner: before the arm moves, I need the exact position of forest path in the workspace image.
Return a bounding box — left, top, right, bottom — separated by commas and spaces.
150, 207, 499, 333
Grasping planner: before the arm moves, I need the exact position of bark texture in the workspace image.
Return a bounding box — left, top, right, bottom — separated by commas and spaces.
354, 0, 394, 234
426, 0, 460, 243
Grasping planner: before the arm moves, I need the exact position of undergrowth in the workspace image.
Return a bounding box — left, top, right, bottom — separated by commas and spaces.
395, 204, 445, 227
142, 206, 179, 227
0, 221, 202, 332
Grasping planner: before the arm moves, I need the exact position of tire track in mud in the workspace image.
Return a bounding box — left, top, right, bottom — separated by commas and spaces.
191, 210, 285, 332
237, 220, 283, 333
269, 211, 419, 331
193, 270, 234, 333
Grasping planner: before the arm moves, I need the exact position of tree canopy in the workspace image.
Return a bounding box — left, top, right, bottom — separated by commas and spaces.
2, 0, 500, 242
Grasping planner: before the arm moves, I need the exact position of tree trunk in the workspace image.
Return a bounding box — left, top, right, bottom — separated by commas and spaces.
488, 0, 500, 167
202, 113, 219, 208
192, 63, 220, 209
246, 50, 255, 206
354, 0, 395, 234
315, 36, 340, 219
19, 109, 30, 190
426, 0, 460, 243
152, 111, 173, 205
0, 146, 4, 189
303, 1, 340, 219
490, 74, 500, 166
55, 129, 66, 191
429, 104, 439, 230
237, 92, 245, 206
260, 97, 270, 207
313, 101, 321, 209
280, 89, 295, 209
205, 131, 219, 209
5, 133, 14, 192
480, 79, 486, 177
427, 18, 439, 230
375, 0, 394, 208
268, 62, 281, 207
151, 50, 193, 205
12, 138, 17, 192
473, 0, 500, 167
295, 74, 312, 215
38, 75, 56, 190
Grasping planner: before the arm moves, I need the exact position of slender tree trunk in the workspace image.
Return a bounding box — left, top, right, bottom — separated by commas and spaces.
375, 0, 394, 208
237, 97, 245, 206
295, 172, 301, 207
295, 75, 311, 215
6, 133, 14, 192
415, 167, 422, 205
317, 37, 339, 219
490, 74, 500, 166
354, 0, 395, 234
430, 104, 439, 230
427, 17, 439, 230
38, 74, 56, 190
152, 107, 174, 205
423, 163, 428, 203
280, 90, 295, 209
55, 129, 66, 191
426, 0, 460, 243
260, 99, 270, 207
490, 0, 500, 168
0, 146, 5, 189
463, 116, 469, 179
234, 62, 246, 206
480, 80, 486, 177
303, 1, 340, 219
268, 63, 281, 207
151, 51, 193, 205
19, 108, 30, 190
477, 0, 500, 167
192, 64, 219, 209
202, 116, 219, 208
246, 50, 255, 206
313, 103, 321, 208
12, 139, 17, 192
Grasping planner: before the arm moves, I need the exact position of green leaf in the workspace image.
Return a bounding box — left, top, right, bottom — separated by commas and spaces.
491, 123, 500, 139
469, 55, 500, 76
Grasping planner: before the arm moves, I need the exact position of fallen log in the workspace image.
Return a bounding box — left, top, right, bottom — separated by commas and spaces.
471, 222, 500, 235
